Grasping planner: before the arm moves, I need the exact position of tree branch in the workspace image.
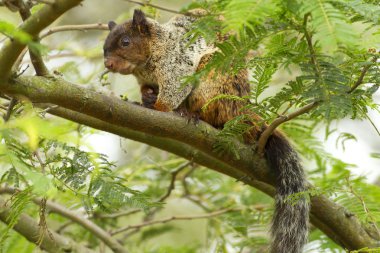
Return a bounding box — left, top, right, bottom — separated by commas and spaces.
40, 23, 108, 39
256, 19, 378, 154
123, 0, 182, 15
40, 198, 129, 253
257, 101, 320, 154
158, 161, 192, 202
0, 196, 96, 253
111, 208, 242, 235
15, 0, 49, 76
0, 0, 83, 82
0, 187, 128, 253
1, 77, 374, 250
34, 0, 55, 4
348, 55, 379, 94
3, 97, 17, 121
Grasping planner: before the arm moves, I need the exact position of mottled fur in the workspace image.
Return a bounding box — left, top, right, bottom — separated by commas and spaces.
104, 9, 309, 253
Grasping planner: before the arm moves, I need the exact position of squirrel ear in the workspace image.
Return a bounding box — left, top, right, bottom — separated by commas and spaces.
108, 21, 117, 30
132, 9, 150, 35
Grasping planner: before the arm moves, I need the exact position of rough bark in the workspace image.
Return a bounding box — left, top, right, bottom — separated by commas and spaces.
0, 197, 96, 253
0, 76, 378, 250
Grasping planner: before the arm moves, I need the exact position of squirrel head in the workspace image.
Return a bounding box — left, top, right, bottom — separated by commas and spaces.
103, 10, 152, 75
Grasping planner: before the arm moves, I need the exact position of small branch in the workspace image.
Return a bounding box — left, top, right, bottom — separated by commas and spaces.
3, 97, 17, 121
257, 101, 320, 154
303, 13, 321, 78
346, 179, 380, 239
348, 56, 379, 94
111, 208, 241, 235
256, 16, 378, 153
15, 0, 49, 76
34, 0, 55, 4
182, 167, 196, 196
40, 23, 108, 39
93, 209, 141, 219
0, 187, 128, 253
33, 150, 46, 173
44, 200, 128, 253
0, 196, 96, 253
0, 0, 84, 82
158, 161, 192, 202
123, 0, 182, 15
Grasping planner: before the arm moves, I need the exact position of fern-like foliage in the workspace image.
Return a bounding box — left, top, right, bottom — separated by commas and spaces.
0, 112, 158, 214
299, 0, 359, 51
0, 188, 32, 247
222, 0, 279, 32
333, 0, 380, 25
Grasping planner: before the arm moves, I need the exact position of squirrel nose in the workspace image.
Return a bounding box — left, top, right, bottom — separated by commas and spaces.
104, 59, 114, 70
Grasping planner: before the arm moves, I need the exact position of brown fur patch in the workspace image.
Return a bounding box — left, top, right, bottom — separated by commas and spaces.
103, 21, 151, 74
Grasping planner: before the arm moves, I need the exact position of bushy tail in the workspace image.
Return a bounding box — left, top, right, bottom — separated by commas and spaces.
265, 132, 309, 253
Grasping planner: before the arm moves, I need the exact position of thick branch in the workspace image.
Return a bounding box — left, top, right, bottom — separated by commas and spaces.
0, 187, 128, 253
0, 197, 96, 253
0, 0, 83, 82
1, 77, 379, 250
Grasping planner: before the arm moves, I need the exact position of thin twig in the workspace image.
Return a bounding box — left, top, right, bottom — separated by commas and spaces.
33, 150, 46, 173
3, 97, 17, 121
257, 101, 320, 154
16, 0, 49, 76
93, 209, 141, 219
346, 178, 380, 238
348, 56, 378, 94
158, 161, 192, 202
34, 0, 55, 4
256, 16, 378, 154
123, 0, 182, 15
40, 23, 108, 39
303, 13, 321, 78
111, 208, 241, 235
56, 220, 75, 234
181, 167, 196, 196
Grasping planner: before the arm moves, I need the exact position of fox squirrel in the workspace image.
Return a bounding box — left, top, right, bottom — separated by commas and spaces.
104, 9, 309, 253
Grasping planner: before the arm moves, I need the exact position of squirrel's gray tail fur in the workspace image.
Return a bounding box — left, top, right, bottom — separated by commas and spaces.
265, 133, 309, 253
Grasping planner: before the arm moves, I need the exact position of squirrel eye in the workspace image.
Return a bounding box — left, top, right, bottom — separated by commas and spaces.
120, 36, 130, 47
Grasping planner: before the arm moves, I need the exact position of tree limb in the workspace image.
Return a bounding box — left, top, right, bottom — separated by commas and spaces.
0, 0, 83, 82
0, 196, 96, 253
0, 187, 129, 253
1, 77, 376, 250
15, 0, 49, 76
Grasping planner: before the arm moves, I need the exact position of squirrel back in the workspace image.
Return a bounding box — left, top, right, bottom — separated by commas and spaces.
104, 9, 309, 253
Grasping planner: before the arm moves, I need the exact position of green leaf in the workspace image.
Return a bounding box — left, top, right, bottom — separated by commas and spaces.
223, 0, 279, 32
300, 0, 359, 51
